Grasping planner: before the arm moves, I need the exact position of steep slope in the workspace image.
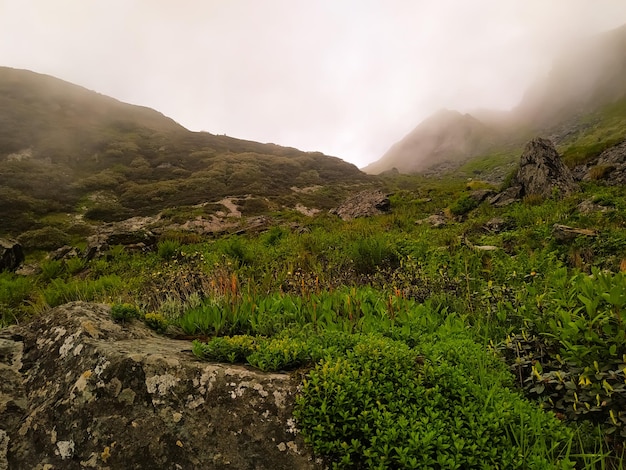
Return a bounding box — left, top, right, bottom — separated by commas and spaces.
363, 109, 499, 174
366, 24, 626, 176
515, 24, 626, 128
0, 67, 367, 234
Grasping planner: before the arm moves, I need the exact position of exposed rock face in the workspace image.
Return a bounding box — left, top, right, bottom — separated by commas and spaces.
579, 140, 626, 185
330, 190, 391, 221
516, 138, 579, 198
0, 303, 316, 469
490, 138, 579, 205
0, 239, 24, 272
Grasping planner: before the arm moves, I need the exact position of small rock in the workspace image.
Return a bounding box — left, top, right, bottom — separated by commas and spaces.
483, 217, 513, 233
330, 190, 391, 221
417, 214, 447, 228
552, 224, 597, 242
467, 189, 496, 204
0, 239, 24, 272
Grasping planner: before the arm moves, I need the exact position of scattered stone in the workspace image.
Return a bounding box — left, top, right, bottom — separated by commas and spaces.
488, 186, 522, 207
552, 224, 597, 242
417, 214, 447, 228
0, 302, 317, 469
483, 217, 513, 233
330, 190, 391, 221
47, 245, 80, 261
294, 204, 320, 217
580, 140, 626, 185
467, 189, 496, 204
462, 237, 499, 251
0, 239, 24, 272
577, 199, 613, 215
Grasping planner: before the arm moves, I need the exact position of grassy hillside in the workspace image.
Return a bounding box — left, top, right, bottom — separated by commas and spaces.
0, 67, 368, 236
3, 171, 626, 468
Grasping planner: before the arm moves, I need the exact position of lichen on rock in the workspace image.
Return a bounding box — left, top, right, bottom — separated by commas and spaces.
0, 302, 317, 469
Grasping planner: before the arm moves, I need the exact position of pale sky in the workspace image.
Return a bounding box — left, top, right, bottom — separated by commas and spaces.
1, 1, 626, 168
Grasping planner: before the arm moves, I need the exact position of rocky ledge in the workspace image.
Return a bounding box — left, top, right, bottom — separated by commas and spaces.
0, 303, 317, 470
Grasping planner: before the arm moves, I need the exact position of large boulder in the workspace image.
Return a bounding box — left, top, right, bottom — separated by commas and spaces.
330, 190, 391, 221
490, 138, 579, 205
516, 138, 579, 198
0, 303, 317, 469
0, 239, 24, 272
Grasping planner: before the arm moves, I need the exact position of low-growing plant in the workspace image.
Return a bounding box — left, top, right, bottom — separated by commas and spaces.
295, 334, 572, 469
110, 302, 141, 323
449, 193, 479, 216
143, 312, 168, 333
157, 239, 181, 260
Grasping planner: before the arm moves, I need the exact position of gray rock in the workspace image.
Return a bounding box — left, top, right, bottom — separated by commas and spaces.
583, 140, 626, 185
552, 224, 597, 242
488, 186, 522, 207
490, 138, 579, 205
577, 199, 613, 214
467, 189, 496, 204
483, 217, 513, 233
330, 190, 391, 221
417, 214, 448, 228
516, 138, 579, 198
0, 303, 317, 469
0, 239, 24, 272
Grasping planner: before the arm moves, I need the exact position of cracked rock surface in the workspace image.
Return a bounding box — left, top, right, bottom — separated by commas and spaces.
0, 302, 317, 469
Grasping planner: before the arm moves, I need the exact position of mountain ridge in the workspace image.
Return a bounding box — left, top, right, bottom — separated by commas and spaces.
365, 23, 626, 176
0, 66, 369, 236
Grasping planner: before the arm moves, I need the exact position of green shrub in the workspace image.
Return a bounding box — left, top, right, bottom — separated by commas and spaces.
350, 235, 399, 275
39, 259, 65, 281
499, 269, 626, 447
110, 303, 141, 323
224, 237, 255, 266
157, 239, 181, 260
143, 312, 169, 333
192, 335, 257, 363
449, 194, 479, 216
295, 335, 572, 469
18, 226, 70, 251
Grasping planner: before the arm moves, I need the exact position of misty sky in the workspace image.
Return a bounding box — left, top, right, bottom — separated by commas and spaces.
2, 1, 626, 168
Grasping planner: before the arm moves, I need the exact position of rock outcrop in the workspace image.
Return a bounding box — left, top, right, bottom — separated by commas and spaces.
0, 303, 316, 469
490, 138, 579, 206
579, 140, 626, 185
0, 239, 24, 272
330, 190, 391, 221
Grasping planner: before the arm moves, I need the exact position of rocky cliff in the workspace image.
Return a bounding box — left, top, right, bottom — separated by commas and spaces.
0, 302, 317, 469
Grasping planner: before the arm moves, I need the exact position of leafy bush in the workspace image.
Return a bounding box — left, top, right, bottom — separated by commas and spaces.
18, 226, 70, 251
498, 268, 626, 447
350, 235, 399, 275
143, 312, 168, 333
157, 239, 181, 260
39, 259, 65, 281
449, 193, 478, 216
224, 237, 255, 266
110, 303, 141, 323
193, 335, 257, 363
295, 335, 572, 469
